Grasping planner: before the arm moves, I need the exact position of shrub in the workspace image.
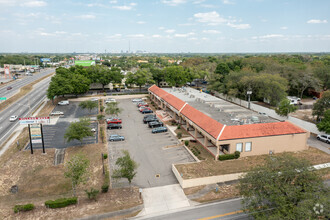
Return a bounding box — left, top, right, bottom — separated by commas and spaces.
102, 166, 110, 193
177, 124, 181, 129
45, 197, 77, 209
104, 92, 107, 96
101, 184, 109, 193
100, 127, 105, 143
97, 114, 105, 121
218, 154, 236, 161
103, 153, 108, 159
85, 188, 99, 200
100, 106, 105, 112
13, 204, 35, 213
234, 151, 240, 159
177, 132, 182, 139
184, 140, 189, 146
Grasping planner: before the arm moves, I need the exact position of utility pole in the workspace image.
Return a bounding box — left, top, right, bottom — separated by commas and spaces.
247, 89, 252, 109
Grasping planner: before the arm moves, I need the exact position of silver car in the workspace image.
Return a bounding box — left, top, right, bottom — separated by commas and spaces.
317, 134, 330, 144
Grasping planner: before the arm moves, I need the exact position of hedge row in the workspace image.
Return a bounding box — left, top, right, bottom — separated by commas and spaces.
218, 151, 240, 161
13, 204, 35, 213
102, 166, 110, 193
45, 197, 77, 209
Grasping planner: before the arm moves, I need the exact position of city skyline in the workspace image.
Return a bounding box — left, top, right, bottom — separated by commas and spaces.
1, 0, 329, 53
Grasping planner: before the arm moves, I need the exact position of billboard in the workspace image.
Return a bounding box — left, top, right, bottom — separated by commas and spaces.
30, 124, 42, 144
19, 117, 50, 125
40, 58, 51, 62
75, 60, 95, 67
4, 66, 10, 75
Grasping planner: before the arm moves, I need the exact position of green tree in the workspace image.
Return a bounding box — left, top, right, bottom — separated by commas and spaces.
64, 154, 90, 197
70, 73, 91, 97
313, 64, 330, 91
64, 118, 94, 144
112, 150, 138, 186
313, 91, 330, 121
291, 71, 320, 99
214, 63, 230, 83
317, 109, 330, 133
150, 67, 165, 87
126, 69, 154, 90
238, 154, 329, 219
105, 102, 122, 116
164, 66, 192, 86
79, 100, 98, 113
275, 99, 298, 117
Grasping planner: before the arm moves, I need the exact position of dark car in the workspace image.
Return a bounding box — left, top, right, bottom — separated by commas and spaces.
141, 109, 153, 114
148, 121, 163, 128
107, 118, 122, 124
107, 123, 122, 129
7, 86, 12, 90
144, 114, 155, 119
109, 134, 125, 141
144, 116, 158, 124
152, 126, 168, 133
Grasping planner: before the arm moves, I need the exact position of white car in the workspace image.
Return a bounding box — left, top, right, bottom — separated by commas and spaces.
91, 128, 96, 132
58, 100, 69, 105
50, 111, 64, 116
132, 98, 143, 103
105, 98, 116, 104
9, 115, 18, 122
91, 98, 99, 102
317, 134, 330, 144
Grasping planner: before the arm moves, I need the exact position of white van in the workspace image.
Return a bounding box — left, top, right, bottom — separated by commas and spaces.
58, 100, 69, 105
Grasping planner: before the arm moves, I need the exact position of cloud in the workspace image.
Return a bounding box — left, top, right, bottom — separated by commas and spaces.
280, 26, 288, 30
76, 14, 96, 19
222, 0, 234, 4
127, 34, 144, 38
165, 29, 176, 33
20, 1, 47, 7
252, 34, 284, 40
307, 19, 328, 24
113, 3, 137, 10
137, 21, 146, 24
174, 32, 195, 37
109, 0, 117, 3
106, 34, 122, 40
162, 0, 186, 6
188, 37, 198, 40
203, 30, 221, 34
54, 31, 66, 34
158, 27, 165, 30
194, 11, 250, 29
152, 34, 162, 38
87, 3, 105, 7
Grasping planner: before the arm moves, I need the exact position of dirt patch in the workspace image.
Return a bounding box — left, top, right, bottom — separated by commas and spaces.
290, 109, 316, 123
192, 184, 240, 203
0, 72, 54, 112
185, 141, 214, 161
176, 147, 330, 179
183, 185, 205, 195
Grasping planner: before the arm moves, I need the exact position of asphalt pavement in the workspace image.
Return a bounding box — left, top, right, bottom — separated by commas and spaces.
0, 75, 52, 145
0, 68, 54, 100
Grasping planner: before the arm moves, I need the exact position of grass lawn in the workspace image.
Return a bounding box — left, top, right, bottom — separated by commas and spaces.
176, 147, 330, 179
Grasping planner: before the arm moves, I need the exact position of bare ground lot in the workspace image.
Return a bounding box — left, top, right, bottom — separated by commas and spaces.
176, 147, 330, 179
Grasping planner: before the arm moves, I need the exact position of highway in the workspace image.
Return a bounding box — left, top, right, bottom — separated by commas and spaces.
0, 68, 54, 100
0, 75, 52, 145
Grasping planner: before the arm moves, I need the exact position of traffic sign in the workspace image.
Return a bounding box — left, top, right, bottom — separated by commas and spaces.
0, 97, 7, 100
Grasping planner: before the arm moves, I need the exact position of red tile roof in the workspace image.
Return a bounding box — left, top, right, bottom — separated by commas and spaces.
149, 85, 307, 141
219, 121, 306, 141
180, 104, 225, 139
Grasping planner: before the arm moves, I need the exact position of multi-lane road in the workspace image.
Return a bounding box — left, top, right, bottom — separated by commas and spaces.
0, 69, 54, 99
0, 69, 54, 145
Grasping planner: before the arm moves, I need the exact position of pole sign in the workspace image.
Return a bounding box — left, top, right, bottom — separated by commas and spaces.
30, 124, 42, 144
19, 117, 50, 125
40, 58, 51, 62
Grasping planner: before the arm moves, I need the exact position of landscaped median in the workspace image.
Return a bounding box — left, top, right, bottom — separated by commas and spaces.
173, 147, 330, 188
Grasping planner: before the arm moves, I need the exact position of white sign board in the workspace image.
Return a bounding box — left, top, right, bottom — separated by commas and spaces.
19, 117, 50, 125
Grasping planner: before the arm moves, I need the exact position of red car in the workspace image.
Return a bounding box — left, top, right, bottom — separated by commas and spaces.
138, 103, 148, 108
107, 118, 122, 124
140, 107, 151, 112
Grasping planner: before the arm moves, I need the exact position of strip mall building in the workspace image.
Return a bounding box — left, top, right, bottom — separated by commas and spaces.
149, 85, 309, 159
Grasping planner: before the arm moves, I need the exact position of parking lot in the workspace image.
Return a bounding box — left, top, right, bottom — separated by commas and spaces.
108, 98, 195, 188
28, 101, 98, 149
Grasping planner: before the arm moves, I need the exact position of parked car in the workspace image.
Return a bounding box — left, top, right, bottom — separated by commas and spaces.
109, 134, 125, 141
9, 115, 18, 122
137, 102, 148, 107
132, 98, 143, 102
107, 118, 122, 124
138, 106, 149, 111
91, 128, 96, 132
107, 123, 122, 129
148, 121, 163, 128
144, 116, 158, 124
141, 109, 153, 114
90, 98, 99, 102
152, 126, 168, 133
7, 86, 12, 90
58, 100, 69, 105
50, 111, 64, 116
144, 114, 156, 119
317, 134, 330, 144
105, 98, 116, 104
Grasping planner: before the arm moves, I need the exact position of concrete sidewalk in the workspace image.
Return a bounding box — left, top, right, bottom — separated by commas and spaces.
138, 184, 194, 216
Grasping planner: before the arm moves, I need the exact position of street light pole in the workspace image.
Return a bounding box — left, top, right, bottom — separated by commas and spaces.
247, 90, 252, 109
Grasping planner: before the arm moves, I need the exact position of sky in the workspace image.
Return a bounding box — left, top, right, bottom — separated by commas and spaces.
0, 0, 329, 53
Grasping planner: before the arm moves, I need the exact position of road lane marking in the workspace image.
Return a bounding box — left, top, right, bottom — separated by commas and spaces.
198, 210, 244, 220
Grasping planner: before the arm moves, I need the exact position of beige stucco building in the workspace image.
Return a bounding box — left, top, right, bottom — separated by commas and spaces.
149, 85, 309, 159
